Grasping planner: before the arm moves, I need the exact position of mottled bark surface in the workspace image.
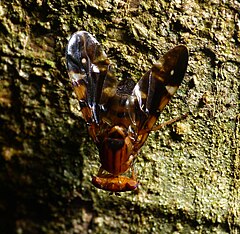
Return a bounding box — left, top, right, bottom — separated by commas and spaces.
0, 0, 239, 233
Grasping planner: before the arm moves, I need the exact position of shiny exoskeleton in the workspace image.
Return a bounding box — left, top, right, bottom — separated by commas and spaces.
66, 31, 188, 192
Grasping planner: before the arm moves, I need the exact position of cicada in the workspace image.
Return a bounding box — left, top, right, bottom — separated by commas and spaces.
66, 31, 188, 192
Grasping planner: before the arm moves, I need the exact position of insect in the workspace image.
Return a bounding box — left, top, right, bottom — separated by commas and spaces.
66, 31, 188, 192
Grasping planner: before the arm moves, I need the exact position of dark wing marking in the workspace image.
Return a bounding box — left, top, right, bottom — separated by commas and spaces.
132, 45, 188, 149
66, 31, 117, 126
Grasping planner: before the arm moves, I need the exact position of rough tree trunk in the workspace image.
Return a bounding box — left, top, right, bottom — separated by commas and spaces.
0, 0, 239, 233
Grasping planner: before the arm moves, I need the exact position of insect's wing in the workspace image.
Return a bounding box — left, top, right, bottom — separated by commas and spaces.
66, 31, 117, 126
132, 45, 188, 148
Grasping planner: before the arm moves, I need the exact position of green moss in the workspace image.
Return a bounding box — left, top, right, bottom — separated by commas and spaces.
0, 0, 239, 233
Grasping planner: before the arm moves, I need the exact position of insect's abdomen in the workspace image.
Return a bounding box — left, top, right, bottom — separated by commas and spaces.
98, 126, 134, 176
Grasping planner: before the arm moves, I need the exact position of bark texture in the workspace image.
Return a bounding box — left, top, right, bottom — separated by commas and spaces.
0, 0, 239, 233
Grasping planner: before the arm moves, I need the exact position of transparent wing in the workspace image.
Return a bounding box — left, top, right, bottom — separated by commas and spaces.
66, 31, 117, 125
132, 45, 188, 149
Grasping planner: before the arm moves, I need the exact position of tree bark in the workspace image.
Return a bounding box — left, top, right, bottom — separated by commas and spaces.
0, 0, 239, 233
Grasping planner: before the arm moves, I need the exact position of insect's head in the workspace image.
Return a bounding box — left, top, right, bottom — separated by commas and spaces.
92, 175, 138, 192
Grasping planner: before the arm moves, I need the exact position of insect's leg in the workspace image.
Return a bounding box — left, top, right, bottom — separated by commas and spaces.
151, 113, 188, 132
96, 167, 105, 176
96, 167, 113, 178
130, 166, 137, 180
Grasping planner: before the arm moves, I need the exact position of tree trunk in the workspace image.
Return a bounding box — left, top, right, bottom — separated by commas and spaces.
1, 0, 239, 233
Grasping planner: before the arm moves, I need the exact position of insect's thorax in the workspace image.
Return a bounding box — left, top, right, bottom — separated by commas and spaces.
97, 125, 135, 176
